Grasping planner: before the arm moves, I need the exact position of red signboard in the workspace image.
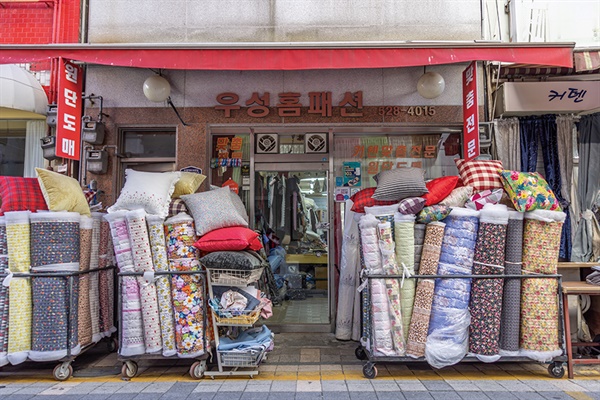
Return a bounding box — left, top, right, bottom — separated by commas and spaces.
462, 61, 480, 161
56, 58, 83, 160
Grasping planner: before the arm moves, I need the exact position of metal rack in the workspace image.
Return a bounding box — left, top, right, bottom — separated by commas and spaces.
356, 273, 567, 379
117, 270, 209, 380
204, 266, 266, 379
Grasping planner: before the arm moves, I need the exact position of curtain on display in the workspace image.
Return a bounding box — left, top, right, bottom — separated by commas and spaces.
519, 115, 571, 260
494, 118, 521, 171
23, 121, 46, 178
572, 113, 600, 262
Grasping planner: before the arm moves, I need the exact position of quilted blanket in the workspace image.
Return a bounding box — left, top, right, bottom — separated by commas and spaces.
5, 211, 32, 365
413, 224, 426, 274
520, 210, 565, 362
98, 218, 116, 338
147, 215, 176, 357
0, 218, 9, 367
359, 214, 394, 356
164, 213, 205, 358
499, 211, 524, 354
126, 210, 162, 354
394, 213, 416, 339
78, 215, 93, 347
105, 211, 145, 357
29, 212, 81, 362
405, 221, 445, 358
425, 208, 479, 368
89, 213, 103, 343
469, 204, 508, 361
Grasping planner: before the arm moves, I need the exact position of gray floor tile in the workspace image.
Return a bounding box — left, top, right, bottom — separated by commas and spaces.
296, 393, 325, 400
0, 396, 35, 400
512, 393, 546, 400
421, 381, 453, 391
430, 391, 462, 400
82, 395, 112, 400
133, 394, 164, 400
106, 394, 139, 400
322, 393, 351, 400
271, 381, 298, 392
0, 387, 27, 396
186, 393, 215, 400
218, 381, 247, 392
376, 392, 406, 400
321, 381, 347, 392
457, 392, 490, 400
402, 393, 434, 400
350, 392, 377, 400
485, 393, 519, 400
267, 393, 295, 400
211, 392, 241, 400
161, 382, 199, 398
240, 392, 271, 400
538, 392, 577, 400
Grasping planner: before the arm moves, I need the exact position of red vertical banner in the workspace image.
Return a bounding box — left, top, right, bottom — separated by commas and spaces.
462, 61, 480, 161
56, 58, 83, 160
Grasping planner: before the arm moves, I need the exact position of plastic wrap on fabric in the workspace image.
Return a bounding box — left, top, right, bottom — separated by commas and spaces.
394, 213, 416, 339
89, 213, 103, 343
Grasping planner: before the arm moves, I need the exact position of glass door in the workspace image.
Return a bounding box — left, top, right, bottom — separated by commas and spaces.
254, 162, 331, 331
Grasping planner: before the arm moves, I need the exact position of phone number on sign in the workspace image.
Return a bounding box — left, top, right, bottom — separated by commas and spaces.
377, 106, 436, 117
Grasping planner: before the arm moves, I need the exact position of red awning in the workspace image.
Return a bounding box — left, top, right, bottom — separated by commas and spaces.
0, 42, 575, 70
574, 48, 600, 72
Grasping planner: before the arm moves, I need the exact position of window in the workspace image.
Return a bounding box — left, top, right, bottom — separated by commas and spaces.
0, 120, 26, 176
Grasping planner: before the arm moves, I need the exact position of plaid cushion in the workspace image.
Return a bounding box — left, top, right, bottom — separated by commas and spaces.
0, 176, 48, 215
350, 187, 396, 213
168, 198, 188, 218
454, 159, 503, 192
398, 197, 426, 215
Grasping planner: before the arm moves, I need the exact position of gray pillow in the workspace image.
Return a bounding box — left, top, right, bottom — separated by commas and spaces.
201, 251, 265, 270
372, 167, 428, 201
181, 187, 248, 236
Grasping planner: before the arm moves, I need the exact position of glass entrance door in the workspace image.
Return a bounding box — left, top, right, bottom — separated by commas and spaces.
254, 162, 331, 331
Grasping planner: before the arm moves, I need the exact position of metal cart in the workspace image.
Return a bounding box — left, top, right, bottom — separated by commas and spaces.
117, 270, 210, 380
355, 273, 567, 379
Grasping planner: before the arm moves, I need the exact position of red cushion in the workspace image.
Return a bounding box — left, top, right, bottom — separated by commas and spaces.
350, 187, 397, 213
422, 176, 459, 206
0, 176, 48, 215
193, 226, 263, 252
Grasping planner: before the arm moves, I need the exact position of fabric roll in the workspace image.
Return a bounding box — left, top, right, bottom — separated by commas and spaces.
499, 211, 524, 354
468, 204, 509, 361
335, 200, 361, 341
394, 213, 416, 339
78, 215, 94, 347
405, 221, 445, 358
29, 211, 81, 362
164, 213, 205, 358
378, 220, 405, 355
126, 210, 162, 354
0, 217, 10, 367
359, 214, 394, 356
414, 224, 426, 273
105, 211, 145, 357
98, 218, 116, 337
520, 210, 566, 362
147, 215, 177, 357
425, 208, 479, 369
89, 212, 103, 343
5, 211, 32, 365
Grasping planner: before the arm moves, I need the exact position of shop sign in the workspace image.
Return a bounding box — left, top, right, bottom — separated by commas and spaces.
180, 166, 203, 174
56, 58, 83, 160
213, 136, 244, 167
351, 144, 437, 175
215, 91, 363, 118
462, 61, 480, 162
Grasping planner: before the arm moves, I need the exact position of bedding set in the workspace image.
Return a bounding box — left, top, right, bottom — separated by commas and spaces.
425, 209, 479, 368
29, 212, 81, 362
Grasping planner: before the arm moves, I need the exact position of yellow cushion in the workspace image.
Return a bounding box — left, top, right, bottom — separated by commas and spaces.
172, 172, 206, 198
36, 168, 91, 216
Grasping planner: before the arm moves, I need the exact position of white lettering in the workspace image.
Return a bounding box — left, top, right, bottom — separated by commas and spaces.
466, 114, 476, 133
65, 63, 78, 84
62, 113, 76, 132
465, 65, 474, 85
465, 90, 475, 109
62, 138, 75, 157
467, 138, 477, 158
64, 88, 77, 108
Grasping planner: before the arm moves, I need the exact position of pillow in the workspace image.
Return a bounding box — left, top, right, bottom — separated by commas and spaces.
498, 170, 562, 212
350, 187, 397, 213
172, 172, 206, 198
181, 186, 248, 236
465, 188, 504, 211
193, 226, 263, 252
397, 197, 427, 215
168, 198, 188, 218
200, 250, 265, 270
372, 167, 428, 201
229, 190, 249, 223
364, 204, 399, 217
0, 176, 48, 215
35, 168, 91, 216
422, 176, 459, 206
416, 205, 452, 224
439, 186, 474, 208
454, 159, 503, 192
108, 169, 180, 218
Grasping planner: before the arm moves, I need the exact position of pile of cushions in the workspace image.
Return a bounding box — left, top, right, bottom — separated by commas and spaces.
349, 159, 561, 223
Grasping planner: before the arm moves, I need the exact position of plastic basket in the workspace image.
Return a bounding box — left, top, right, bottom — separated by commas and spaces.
207, 267, 264, 286
219, 348, 265, 367
210, 306, 261, 326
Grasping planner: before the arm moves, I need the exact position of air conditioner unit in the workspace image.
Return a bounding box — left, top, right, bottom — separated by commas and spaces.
305, 133, 327, 153
256, 133, 279, 154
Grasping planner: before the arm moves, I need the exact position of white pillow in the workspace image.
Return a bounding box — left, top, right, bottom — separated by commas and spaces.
181, 187, 249, 236
108, 169, 181, 218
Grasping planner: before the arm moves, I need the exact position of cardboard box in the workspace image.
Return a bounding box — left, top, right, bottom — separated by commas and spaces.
315, 266, 328, 290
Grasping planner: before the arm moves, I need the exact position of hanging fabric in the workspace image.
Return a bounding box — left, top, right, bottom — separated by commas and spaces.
494, 117, 521, 171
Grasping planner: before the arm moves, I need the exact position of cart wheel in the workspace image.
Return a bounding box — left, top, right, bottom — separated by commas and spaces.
355, 346, 367, 361
53, 362, 73, 381
107, 337, 117, 353
362, 363, 378, 379
121, 361, 138, 379
189, 361, 206, 379
548, 362, 565, 379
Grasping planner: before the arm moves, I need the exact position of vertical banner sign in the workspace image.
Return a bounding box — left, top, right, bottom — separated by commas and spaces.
462, 61, 480, 161
56, 58, 83, 160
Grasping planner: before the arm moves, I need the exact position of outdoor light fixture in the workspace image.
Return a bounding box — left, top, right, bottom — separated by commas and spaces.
143, 73, 188, 126
417, 69, 445, 99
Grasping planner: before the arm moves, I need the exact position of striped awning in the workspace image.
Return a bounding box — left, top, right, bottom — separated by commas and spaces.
574, 49, 600, 72
500, 48, 600, 78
